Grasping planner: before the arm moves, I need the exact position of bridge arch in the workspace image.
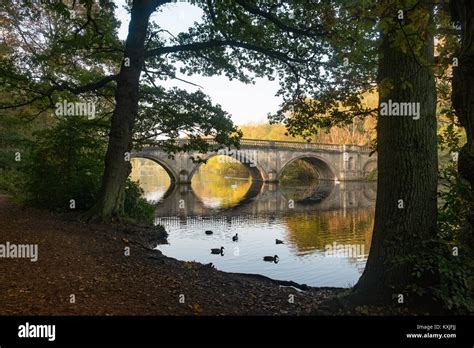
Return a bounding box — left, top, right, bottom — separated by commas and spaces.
130, 153, 179, 185
279, 154, 338, 181
362, 158, 377, 176
188, 152, 266, 183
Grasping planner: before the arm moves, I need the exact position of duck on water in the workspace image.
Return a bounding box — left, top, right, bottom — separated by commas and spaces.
211, 247, 225, 255
263, 255, 279, 263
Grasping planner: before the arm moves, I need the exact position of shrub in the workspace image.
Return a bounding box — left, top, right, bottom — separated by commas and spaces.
18, 118, 156, 223
124, 179, 156, 224
0, 168, 25, 195
24, 119, 105, 211
365, 169, 377, 181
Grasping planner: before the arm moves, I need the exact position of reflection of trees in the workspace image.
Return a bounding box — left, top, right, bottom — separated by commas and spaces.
279, 182, 320, 201
279, 160, 320, 200
198, 156, 250, 178
130, 158, 171, 196
282, 208, 374, 263
191, 174, 252, 208
280, 159, 319, 185
191, 158, 252, 208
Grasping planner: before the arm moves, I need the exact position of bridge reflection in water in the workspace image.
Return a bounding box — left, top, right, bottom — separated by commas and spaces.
143, 174, 376, 287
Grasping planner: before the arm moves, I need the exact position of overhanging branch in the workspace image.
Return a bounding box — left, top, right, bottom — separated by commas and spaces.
0, 74, 118, 110
146, 39, 319, 65
234, 0, 329, 38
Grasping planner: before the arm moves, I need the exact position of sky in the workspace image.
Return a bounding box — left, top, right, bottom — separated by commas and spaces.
115, 1, 282, 125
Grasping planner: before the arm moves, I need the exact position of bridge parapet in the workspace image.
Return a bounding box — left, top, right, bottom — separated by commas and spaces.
155, 138, 372, 153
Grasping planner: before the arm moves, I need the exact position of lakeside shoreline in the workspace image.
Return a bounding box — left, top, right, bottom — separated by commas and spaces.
0, 195, 342, 315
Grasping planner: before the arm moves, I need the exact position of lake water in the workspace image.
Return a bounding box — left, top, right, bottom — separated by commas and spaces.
131, 159, 376, 287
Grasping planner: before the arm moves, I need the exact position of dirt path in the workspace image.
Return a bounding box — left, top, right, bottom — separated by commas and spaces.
0, 195, 341, 315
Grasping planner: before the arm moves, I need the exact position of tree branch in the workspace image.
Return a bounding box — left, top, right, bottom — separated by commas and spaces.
234, 0, 329, 38
146, 39, 317, 65
0, 74, 118, 110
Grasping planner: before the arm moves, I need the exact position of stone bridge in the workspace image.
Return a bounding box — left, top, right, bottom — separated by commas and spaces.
132, 139, 377, 184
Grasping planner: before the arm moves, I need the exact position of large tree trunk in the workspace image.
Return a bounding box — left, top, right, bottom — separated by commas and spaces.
451, 0, 474, 238
350, 5, 438, 305
88, 1, 157, 222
